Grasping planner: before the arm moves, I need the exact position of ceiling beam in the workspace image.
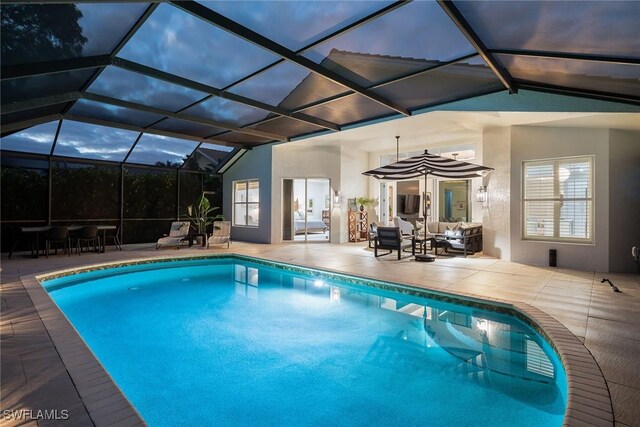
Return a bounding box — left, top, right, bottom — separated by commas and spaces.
112, 58, 339, 132
121, 132, 144, 164
170, 1, 411, 116
490, 49, 640, 66
437, 0, 517, 94
515, 80, 640, 106
1, 55, 110, 81
2, 92, 82, 114
82, 92, 287, 142
48, 118, 63, 156
0, 114, 63, 134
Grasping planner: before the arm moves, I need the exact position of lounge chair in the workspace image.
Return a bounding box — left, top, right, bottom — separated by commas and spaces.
208, 221, 231, 249
156, 221, 190, 250
374, 227, 415, 260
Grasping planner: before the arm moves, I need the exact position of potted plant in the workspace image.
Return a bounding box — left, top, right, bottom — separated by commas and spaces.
187, 195, 224, 240
356, 196, 376, 212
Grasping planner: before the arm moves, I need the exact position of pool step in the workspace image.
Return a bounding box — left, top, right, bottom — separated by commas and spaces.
451, 352, 492, 386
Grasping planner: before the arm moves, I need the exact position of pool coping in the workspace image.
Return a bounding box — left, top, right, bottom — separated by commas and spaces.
23, 252, 614, 427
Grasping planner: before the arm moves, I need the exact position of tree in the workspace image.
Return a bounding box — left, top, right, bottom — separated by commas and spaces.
1, 5, 87, 65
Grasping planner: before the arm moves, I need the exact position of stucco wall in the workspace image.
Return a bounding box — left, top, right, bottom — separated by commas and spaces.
608, 129, 640, 273
223, 145, 273, 243
482, 127, 512, 260
271, 144, 343, 243
510, 126, 610, 271
339, 146, 370, 243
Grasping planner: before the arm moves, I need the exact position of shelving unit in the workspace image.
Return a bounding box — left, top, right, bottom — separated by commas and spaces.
348, 211, 369, 242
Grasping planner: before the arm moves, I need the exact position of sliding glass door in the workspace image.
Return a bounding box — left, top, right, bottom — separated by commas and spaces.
283, 178, 330, 242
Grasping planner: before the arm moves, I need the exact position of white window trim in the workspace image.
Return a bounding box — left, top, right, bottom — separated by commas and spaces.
522, 156, 594, 244
233, 179, 259, 228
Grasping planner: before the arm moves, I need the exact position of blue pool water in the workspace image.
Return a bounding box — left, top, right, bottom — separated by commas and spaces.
44, 257, 566, 426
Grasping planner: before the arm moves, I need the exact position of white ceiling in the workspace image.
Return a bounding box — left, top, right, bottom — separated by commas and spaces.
294, 111, 640, 154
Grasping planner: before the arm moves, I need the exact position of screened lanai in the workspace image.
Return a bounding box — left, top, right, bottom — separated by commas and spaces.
1, 1, 639, 250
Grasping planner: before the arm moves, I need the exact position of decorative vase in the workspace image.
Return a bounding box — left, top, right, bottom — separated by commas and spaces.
359, 205, 364, 212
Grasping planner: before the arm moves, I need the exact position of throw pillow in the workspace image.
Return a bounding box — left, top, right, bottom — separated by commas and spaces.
444, 225, 455, 237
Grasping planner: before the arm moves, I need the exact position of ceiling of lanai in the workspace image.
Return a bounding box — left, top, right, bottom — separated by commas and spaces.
1, 1, 638, 170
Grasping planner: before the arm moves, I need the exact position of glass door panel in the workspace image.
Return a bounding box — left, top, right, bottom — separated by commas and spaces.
286, 178, 330, 242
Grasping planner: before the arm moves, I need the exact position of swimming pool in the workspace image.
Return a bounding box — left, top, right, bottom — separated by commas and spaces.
43, 256, 567, 426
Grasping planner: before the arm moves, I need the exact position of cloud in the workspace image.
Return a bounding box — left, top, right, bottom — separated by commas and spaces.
77, 3, 149, 56
54, 119, 138, 161
183, 97, 270, 126
126, 133, 199, 166
0, 121, 57, 154
118, 4, 279, 88
88, 66, 209, 113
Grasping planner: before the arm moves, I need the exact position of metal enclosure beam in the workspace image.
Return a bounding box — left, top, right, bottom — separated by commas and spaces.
112, 58, 340, 132
1, 55, 110, 81
490, 49, 640, 66
516, 80, 640, 106
2, 92, 82, 114
171, 1, 411, 116
437, 0, 517, 94
82, 92, 287, 142
0, 114, 63, 134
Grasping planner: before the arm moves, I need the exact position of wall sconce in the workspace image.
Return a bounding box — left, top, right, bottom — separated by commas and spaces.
333, 190, 340, 204
476, 185, 487, 204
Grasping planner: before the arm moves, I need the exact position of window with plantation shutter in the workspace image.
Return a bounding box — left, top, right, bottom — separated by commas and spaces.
523, 156, 593, 243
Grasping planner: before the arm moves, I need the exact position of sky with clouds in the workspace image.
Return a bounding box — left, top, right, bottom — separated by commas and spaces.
2, 1, 637, 163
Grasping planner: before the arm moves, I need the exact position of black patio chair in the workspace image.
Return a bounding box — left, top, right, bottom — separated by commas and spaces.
45, 226, 71, 258
104, 225, 122, 251
374, 227, 415, 260
76, 226, 100, 255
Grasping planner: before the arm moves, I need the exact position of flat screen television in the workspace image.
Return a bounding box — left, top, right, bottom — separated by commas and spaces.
398, 194, 420, 214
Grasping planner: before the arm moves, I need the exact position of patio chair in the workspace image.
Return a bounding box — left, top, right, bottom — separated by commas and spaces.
45, 226, 71, 258
374, 227, 415, 260
393, 217, 414, 236
156, 221, 190, 250
103, 224, 122, 251
76, 226, 100, 255
207, 220, 231, 249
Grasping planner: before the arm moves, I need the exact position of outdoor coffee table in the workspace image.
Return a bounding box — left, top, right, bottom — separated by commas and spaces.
430, 236, 451, 256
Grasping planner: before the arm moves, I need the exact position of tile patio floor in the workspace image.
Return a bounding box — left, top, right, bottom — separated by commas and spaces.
1, 242, 638, 426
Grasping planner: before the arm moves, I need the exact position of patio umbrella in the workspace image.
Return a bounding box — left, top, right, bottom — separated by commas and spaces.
362, 149, 493, 226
